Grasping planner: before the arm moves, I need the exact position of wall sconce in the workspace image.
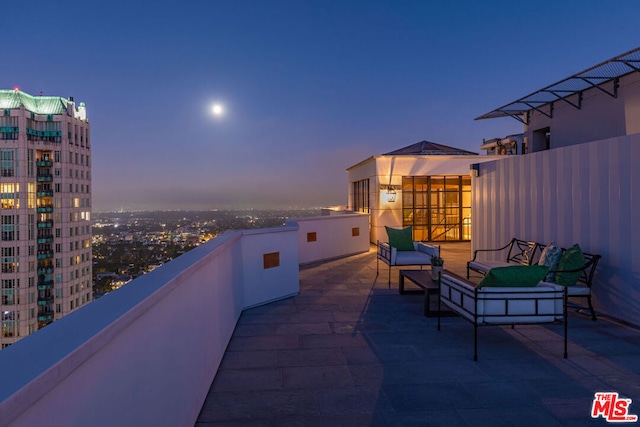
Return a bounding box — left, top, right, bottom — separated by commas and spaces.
386, 187, 397, 203
470, 163, 480, 177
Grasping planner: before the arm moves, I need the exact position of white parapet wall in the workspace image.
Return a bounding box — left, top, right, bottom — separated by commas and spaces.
0, 225, 300, 427
288, 212, 371, 264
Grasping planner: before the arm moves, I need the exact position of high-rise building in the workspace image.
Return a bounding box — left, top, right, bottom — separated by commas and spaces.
0, 89, 91, 348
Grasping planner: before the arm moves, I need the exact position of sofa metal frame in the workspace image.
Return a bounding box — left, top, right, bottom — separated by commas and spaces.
467, 238, 540, 278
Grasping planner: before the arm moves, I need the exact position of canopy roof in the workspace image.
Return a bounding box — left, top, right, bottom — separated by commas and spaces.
475, 47, 640, 124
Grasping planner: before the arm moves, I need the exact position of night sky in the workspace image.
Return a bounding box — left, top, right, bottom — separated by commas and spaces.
6, 1, 640, 211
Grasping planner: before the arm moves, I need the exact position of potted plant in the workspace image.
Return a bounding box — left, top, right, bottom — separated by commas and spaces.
431, 255, 444, 280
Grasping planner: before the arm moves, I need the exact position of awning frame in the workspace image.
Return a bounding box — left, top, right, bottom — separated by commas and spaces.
476, 47, 640, 125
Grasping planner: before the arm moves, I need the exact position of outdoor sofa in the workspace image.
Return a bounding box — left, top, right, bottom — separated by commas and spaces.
467, 238, 540, 278
438, 270, 567, 361
467, 238, 601, 320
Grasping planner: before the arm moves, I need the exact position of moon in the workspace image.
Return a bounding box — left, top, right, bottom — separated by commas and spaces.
212, 104, 223, 116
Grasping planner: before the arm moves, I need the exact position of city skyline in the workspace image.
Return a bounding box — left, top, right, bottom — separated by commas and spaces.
6, 1, 640, 211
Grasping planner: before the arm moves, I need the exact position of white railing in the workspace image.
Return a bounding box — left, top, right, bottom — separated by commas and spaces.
0, 212, 371, 427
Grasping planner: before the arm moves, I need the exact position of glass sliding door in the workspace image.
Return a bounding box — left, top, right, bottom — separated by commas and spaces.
402, 175, 471, 241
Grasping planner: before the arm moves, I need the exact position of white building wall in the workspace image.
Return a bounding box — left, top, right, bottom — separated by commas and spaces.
472, 133, 640, 327
348, 155, 501, 243
526, 72, 640, 150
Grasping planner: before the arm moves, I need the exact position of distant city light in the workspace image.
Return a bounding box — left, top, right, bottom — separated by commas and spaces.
212, 104, 224, 116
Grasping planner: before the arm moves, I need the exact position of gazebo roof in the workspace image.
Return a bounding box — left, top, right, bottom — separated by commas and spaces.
384, 140, 478, 156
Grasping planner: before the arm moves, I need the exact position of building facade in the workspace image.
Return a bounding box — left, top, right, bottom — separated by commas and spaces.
473, 46, 640, 326
0, 89, 91, 347
347, 141, 500, 244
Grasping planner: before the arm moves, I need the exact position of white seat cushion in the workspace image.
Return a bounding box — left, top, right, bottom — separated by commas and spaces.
440, 274, 564, 324
565, 285, 591, 296
468, 260, 513, 273
394, 251, 431, 266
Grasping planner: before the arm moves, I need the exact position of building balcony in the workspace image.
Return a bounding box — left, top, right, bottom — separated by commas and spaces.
37, 281, 54, 290
36, 251, 54, 260
36, 311, 54, 322
36, 221, 53, 228
36, 297, 54, 306
27, 129, 61, 138
36, 175, 53, 182
36, 191, 54, 198
36, 206, 54, 213
37, 237, 54, 244
0, 212, 638, 426
35, 160, 53, 167
36, 268, 53, 275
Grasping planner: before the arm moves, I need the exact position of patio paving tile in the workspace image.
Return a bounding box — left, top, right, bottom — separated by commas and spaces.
282, 365, 354, 389
277, 348, 347, 367
196, 243, 640, 426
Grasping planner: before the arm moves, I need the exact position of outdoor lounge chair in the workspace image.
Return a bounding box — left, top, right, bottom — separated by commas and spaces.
376, 240, 440, 286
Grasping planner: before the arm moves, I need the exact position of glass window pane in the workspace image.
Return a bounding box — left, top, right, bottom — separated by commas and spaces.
445, 226, 459, 240
414, 177, 427, 191
430, 177, 444, 191
462, 176, 471, 191
445, 208, 459, 224
462, 208, 471, 221
414, 192, 427, 208
415, 209, 428, 225
444, 176, 459, 190
445, 192, 459, 207
462, 191, 471, 207
403, 192, 413, 207
413, 226, 428, 241
403, 209, 414, 224
430, 191, 442, 208
402, 177, 413, 191
431, 208, 444, 225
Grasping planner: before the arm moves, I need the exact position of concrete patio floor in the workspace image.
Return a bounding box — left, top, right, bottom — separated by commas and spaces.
196, 242, 640, 426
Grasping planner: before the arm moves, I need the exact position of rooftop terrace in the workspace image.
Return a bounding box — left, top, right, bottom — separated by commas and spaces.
1, 215, 638, 426
197, 243, 640, 426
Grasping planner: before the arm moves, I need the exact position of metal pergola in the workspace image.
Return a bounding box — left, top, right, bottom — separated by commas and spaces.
475, 47, 640, 125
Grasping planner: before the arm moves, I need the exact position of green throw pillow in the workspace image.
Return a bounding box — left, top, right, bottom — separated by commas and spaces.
477, 265, 550, 289
385, 226, 415, 251
554, 244, 585, 286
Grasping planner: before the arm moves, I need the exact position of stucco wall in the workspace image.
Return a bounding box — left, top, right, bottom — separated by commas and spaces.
526, 72, 640, 150
348, 155, 501, 243
472, 133, 640, 327
0, 227, 300, 427
289, 213, 370, 264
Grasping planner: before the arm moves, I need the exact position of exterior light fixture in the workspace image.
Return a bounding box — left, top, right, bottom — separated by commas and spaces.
387, 187, 397, 203
470, 163, 480, 177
